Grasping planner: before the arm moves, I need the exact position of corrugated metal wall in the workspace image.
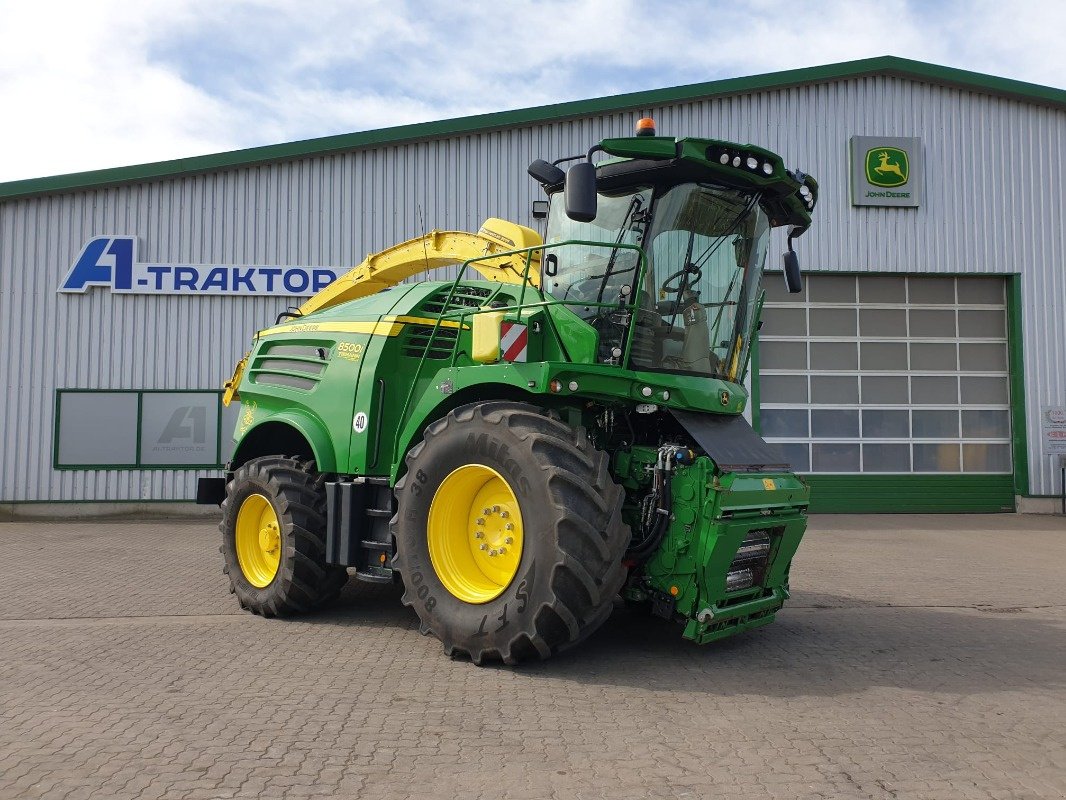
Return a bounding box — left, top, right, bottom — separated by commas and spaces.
2, 74, 1064, 501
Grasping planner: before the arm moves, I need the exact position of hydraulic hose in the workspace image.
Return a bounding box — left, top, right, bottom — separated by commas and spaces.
625, 457, 674, 562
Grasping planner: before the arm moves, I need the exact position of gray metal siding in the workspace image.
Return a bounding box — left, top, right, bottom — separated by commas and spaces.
2, 74, 1064, 500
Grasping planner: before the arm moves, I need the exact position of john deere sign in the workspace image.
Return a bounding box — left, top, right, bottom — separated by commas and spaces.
850, 136, 922, 207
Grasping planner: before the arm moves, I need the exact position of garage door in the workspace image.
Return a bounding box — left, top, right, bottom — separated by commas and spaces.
758, 274, 1016, 512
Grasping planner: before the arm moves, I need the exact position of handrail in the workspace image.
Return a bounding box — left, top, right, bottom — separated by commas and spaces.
392, 239, 649, 465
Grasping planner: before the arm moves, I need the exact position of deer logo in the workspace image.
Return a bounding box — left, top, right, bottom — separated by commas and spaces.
864, 146, 909, 187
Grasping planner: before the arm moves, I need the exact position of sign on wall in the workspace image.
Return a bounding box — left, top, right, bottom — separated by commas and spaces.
58, 236, 341, 297
1042, 407, 1066, 456
55, 390, 238, 469
850, 136, 922, 208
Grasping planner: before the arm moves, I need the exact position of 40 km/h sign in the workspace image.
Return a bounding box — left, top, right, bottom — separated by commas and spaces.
58, 236, 341, 297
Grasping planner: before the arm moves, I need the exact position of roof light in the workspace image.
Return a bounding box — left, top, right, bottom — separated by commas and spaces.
635, 117, 656, 137
799, 185, 811, 197
762, 162, 773, 175
732, 156, 741, 167
719, 153, 730, 165
746, 156, 758, 170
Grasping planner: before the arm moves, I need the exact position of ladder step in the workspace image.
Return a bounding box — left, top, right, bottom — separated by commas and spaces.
355, 567, 393, 584
360, 540, 393, 552
365, 508, 393, 518
354, 475, 391, 486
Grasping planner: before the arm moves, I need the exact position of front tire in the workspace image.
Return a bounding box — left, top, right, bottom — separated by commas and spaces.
390, 402, 628, 664
220, 456, 348, 615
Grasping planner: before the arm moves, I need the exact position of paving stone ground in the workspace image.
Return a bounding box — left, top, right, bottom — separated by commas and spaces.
1, 514, 1064, 800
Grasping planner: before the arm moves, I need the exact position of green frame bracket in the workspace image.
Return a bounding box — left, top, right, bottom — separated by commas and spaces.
1006, 274, 1030, 496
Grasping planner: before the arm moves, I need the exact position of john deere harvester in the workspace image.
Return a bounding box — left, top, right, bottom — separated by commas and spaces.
198, 118, 819, 664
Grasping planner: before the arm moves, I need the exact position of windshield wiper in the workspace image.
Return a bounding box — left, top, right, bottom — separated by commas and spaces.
595, 195, 646, 305
689, 192, 760, 271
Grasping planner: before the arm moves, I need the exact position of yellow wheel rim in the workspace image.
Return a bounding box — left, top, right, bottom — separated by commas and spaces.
235, 493, 282, 588
427, 465, 524, 604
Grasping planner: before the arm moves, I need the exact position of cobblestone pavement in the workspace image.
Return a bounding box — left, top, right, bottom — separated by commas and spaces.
1, 514, 1064, 800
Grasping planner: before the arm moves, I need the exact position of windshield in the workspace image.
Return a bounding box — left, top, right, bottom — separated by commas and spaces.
542, 187, 652, 363
633, 183, 769, 380
543, 187, 653, 316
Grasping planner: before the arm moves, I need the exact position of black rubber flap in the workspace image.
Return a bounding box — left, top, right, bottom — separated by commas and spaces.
670, 409, 790, 472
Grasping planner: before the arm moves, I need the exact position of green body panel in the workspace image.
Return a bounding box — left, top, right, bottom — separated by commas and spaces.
615, 450, 807, 643
600, 136, 678, 159
234, 279, 754, 479
544, 303, 598, 364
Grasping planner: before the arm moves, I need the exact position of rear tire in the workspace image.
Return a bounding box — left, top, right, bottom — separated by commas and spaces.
390, 402, 628, 664
220, 456, 348, 615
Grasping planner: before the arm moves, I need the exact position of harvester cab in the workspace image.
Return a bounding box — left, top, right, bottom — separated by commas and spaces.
200, 117, 820, 664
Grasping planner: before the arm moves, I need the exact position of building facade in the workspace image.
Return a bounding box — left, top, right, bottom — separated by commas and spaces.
1, 57, 1063, 513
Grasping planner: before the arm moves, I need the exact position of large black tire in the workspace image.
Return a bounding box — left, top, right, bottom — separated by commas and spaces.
390, 402, 629, 665
220, 455, 347, 615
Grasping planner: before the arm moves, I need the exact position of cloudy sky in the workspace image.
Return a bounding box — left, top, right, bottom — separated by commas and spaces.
1, 0, 1063, 183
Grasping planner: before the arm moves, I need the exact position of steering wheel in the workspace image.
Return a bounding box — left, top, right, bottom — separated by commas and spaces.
660, 264, 701, 295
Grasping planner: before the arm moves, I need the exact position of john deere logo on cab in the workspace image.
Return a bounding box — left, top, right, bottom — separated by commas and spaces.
865, 147, 909, 188
58, 236, 339, 297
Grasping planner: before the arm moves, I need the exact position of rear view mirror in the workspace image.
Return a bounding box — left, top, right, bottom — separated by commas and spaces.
528, 159, 565, 186
782, 250, 803, 294
565, 162, 598, 222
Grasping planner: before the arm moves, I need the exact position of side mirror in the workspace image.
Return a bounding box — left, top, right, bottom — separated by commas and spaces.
565, 162, 598, 222
782, 250, 803, 294
527, 159, 565, 186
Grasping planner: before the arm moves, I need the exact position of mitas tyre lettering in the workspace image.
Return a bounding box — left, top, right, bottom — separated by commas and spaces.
466, 433, 533, 496
390, 401, 629, 665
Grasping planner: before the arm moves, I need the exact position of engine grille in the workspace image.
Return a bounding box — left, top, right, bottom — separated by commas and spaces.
421, 285, 494, 315
250, 343, 330, 391
401, 324, 459, 360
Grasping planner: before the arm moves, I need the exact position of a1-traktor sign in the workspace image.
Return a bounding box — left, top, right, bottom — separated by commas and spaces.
850, 136, 922, 208
58, 235, 340, 297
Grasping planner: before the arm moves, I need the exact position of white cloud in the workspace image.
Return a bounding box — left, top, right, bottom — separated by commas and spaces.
1, 0, 1063, 182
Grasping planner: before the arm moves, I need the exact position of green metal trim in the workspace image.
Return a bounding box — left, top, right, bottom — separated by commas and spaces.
3, 57, 1064, 201
1006, 275, 1029, 496
803, 474, 1016, 513
51, 390, 62, 470
750, 334, 760, 434
53, 389, 227, 471
216, 398, 224, 465
134, 391, 144, 467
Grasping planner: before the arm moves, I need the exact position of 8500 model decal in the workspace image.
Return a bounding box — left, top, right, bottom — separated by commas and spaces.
58, 236, 339, 297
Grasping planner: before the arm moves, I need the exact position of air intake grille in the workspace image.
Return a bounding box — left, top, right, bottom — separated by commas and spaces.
250, 343, 330, 391
402, 325, 459, 360
421, 286, 494, 315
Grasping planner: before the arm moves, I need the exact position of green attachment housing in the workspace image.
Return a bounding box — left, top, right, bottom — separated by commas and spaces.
615, 450, 808, 643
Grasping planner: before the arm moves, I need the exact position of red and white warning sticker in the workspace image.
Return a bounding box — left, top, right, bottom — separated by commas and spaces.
500, 322, 528, 362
